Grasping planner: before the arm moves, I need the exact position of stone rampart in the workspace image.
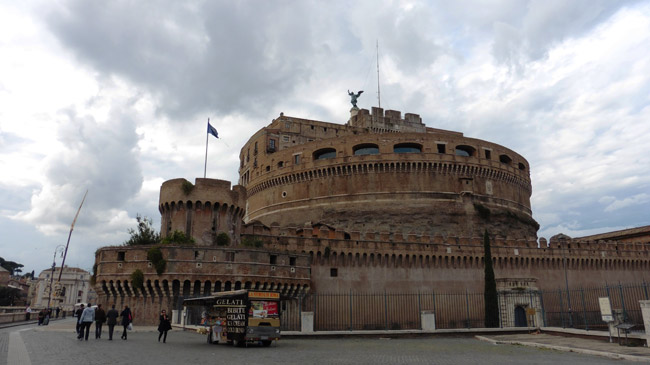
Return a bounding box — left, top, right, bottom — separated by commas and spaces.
93, 245, 310, 325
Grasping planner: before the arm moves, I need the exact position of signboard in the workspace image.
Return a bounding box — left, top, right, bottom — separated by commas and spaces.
598, 297, 613, 322
249, 291, 280, 299
226, 304, 247, 334
250, 301, 279, 318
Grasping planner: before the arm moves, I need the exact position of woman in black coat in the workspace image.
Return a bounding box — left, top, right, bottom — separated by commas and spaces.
158, 309, 172, 343
120, 305, 132, 340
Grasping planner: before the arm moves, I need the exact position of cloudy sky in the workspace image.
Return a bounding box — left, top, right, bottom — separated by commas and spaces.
1, 0, 649, 275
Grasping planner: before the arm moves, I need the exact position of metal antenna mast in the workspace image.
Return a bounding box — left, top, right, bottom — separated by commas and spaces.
376, 40, 381, 108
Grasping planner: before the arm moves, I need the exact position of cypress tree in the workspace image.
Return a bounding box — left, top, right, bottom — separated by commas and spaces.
483, 230, 499, 328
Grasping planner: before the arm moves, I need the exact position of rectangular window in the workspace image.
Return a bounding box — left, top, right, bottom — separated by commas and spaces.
294, 154, 300, 164
437, 144, 446, 154
330, 268, 338, 277
226, 252, 235, 262
270, 255, 277, 265
290, 257, 296, 266
117, 251, 125, 261
484, 150, 491, 159
77, 290, 83, 297
269, 139, 276, 149
282, 136, 289, 142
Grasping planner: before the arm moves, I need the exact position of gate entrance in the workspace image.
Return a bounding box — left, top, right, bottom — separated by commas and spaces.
514, 306, 527, 327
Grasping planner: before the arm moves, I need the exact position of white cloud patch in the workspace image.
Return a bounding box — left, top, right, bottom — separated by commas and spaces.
603, 193, 650, 212
14, 105, 143, 235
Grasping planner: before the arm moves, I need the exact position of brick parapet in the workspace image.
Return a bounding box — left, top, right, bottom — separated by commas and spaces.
94, 245, 311, 300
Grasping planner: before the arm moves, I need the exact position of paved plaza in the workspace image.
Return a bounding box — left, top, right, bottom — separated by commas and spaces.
0, 319, 645, 364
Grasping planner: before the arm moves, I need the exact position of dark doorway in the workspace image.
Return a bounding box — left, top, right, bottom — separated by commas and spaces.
514, 306, 527, 327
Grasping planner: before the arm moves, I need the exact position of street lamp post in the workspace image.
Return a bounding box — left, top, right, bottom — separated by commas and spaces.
46, 245, 65, 312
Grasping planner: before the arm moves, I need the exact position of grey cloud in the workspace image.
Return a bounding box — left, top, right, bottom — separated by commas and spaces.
491, 0, 639, 67
51, 108, 142, 209
19, 106, 143, 233
45, 1, 318, 120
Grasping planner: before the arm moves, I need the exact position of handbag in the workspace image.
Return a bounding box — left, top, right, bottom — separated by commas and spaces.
127, 323, 133, 331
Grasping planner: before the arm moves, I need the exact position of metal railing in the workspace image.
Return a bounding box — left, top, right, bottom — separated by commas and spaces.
279, 282, 649, 332
541, 282, 649, 333
174, 282, 650, 333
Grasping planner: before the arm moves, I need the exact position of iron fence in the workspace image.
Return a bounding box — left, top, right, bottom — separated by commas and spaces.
176, 282, 650, 333
282, 290, 537, 331
541, 282, 649, 333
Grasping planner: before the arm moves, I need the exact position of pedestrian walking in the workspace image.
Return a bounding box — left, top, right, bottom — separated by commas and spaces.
55, 307, 60, 318
106, 304, 119, 340
75, 304, 84, 334
157, 309, 171, 343
95, 304, 106, 339
120, 305, 132, 340
78, 303, 95, 341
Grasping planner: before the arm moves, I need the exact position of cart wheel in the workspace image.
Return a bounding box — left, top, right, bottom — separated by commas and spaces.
261, 340, 272, 347
234, 339, 246, 347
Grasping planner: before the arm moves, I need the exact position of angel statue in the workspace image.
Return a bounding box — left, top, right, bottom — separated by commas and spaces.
348, 90, 363, 108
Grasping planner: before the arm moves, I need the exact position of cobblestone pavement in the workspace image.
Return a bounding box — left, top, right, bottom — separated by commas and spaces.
0, 320, 641, 365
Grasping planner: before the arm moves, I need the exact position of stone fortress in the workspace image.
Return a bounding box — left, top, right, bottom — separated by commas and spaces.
94, 106, 650, 325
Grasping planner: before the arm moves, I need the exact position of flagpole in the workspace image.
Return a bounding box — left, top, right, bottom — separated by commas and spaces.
204, 118, 209, 178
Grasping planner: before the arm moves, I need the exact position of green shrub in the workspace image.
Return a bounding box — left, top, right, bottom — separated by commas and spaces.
215, 232, 230, 246
130, 269, 144, 289
181, 180, 194, 195
242, 236, 264, 248
147, 247, 167, 275
162, 230, 195, 245
90, 263, 97, 286
123, 214, 160, 246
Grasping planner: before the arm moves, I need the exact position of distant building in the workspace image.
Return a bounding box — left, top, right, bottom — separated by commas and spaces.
32, 266, 91, 310
575, 225, 650, 244
0, 266, 9, 286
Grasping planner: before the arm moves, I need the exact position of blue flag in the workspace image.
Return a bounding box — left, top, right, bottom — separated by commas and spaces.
207, 122, 219, 138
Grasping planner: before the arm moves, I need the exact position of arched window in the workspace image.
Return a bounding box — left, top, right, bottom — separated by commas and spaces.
393, 143, 422, 153
313, 148, 336, 160
518, 162, 526, 170
353, 143, 379, 155
499, 154, 512, 165
455, 145, 476, 157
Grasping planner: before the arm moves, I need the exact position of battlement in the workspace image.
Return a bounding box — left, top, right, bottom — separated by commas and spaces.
348, 107, 426, 133
159, 178, 246, 246
242, 222, 650, 255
